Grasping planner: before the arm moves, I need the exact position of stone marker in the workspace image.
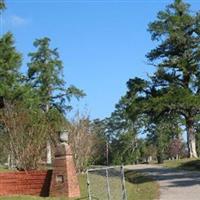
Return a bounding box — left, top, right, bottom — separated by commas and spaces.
50, 131, 80, 198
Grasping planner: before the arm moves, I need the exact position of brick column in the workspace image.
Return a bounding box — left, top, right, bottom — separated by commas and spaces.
50, 143, 80, 198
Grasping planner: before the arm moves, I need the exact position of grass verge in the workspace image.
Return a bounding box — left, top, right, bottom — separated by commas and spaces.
0, 167, 14, 172
125, 170, 159, 200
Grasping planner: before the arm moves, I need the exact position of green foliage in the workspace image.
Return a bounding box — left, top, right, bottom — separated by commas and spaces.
90, 119, 108, 165
111, 132, 137, 165
91, 94, 157, 165
0, 0, 5, 11
0, 33, 22, 100
27, 37, 85, 113
146, 0, 200, 117
0, 21, 85, 169
147, 0, 200, 158
107, 96, 135, 139
91, 95, 143, 165
110, 136, 156, 165
123, 0, 200, 159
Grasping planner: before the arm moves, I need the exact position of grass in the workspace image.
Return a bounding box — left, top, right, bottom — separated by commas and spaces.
125, 171, 159, 200
162, 158, 200, 171
0, 167, 14, 172
0, 170, 159, 200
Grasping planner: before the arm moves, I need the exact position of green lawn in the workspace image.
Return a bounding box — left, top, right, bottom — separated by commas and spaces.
162, 158, 200, 171
0, 171, 159, 200
125, 171, 159, 200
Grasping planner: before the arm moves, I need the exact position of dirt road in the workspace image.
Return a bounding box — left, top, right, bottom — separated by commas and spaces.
126, 164, 200, 200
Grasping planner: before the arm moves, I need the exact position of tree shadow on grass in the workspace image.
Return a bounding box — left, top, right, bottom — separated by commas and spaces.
177, 160, 200, 171
127, 164, 200, 188
125, 170, 155, 185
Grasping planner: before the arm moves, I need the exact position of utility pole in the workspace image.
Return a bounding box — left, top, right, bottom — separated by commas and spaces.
45, 104, 52, 165
106, 140, 109, 166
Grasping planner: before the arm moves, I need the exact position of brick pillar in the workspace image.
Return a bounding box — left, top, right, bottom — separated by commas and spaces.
50, 143, 80, 198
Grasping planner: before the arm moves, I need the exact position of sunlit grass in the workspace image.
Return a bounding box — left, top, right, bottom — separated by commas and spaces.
162, 158, 200, 171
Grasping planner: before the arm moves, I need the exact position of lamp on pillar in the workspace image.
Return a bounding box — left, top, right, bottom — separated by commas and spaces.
60, 130, 68, 143
50, 130, 80, 198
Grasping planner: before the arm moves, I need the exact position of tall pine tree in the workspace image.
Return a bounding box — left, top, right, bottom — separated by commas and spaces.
27, 37, 85, 163
146, 0, 200, 158
125, 0, 200, 159
28, 37, 84, 113
0, 32, 22, 101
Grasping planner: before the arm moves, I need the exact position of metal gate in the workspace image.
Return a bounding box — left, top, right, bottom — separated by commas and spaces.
86, 166, 127, 200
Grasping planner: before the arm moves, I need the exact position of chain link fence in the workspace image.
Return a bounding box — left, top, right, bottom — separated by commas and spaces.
86, 166, 127, 200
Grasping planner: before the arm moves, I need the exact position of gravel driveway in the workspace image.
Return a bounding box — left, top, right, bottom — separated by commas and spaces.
126, 164, 200, 200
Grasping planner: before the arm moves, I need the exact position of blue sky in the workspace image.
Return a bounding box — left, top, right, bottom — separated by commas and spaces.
1, 0, 199, 119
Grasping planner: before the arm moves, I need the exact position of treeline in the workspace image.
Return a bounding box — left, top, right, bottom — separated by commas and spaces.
1, 0, 200, 171
0, 0, 112, 172
92, 0, 200, 165
0, 1, 86, 170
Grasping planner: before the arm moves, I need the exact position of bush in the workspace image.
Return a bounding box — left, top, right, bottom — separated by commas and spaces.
0, 102, 59, 170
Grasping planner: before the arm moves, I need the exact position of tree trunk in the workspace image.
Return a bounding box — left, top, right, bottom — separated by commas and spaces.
157, 148, 164, 164
157, 155, 164, 164
45, 104, 52, 165
47, 140, 52, 164
186, 117, 198, 158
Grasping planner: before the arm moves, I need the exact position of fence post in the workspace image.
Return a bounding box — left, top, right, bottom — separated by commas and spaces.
86, 170, 92, 200
121, 165, 127, 200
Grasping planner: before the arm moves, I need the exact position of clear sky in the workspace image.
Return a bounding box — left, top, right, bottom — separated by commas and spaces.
1, 0, 199, 119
